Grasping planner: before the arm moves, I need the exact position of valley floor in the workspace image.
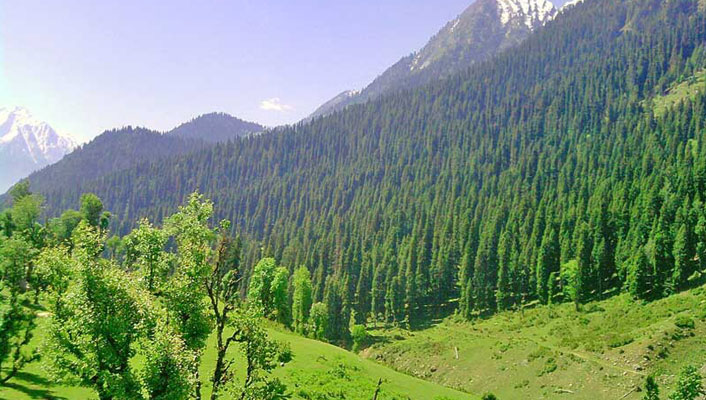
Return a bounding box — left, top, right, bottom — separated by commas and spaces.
3, 284, 706, 399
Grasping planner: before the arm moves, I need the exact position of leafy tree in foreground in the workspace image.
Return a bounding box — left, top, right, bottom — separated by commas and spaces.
44, 221, 149, 400
0, 185, 44, 384
164, 193, 217, 399
205, 228, 243, 399
122, 219, 170, 293
0, 239, 37, 384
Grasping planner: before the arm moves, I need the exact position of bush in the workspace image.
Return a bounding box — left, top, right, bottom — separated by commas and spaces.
607, 334, 634, 348
351, 325, 368, 352
277, 341, 293, 364
674, 315, 695, 330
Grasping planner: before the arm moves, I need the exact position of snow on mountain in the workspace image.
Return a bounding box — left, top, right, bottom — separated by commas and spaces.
497, 0, 557, 28
559, 0, 585, 10
0, 106, 77, 191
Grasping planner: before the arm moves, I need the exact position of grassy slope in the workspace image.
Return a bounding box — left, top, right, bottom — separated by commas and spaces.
4, 286, 705, 400
652, 69, 706, 116
363, 284, 706, 399
0, 317, 470, 400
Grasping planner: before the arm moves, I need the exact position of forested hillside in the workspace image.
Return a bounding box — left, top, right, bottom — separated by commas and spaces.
18, 112, 261, 201
168, 112, 263, 143
22, 127, 204, 197
29, 0, 706, 343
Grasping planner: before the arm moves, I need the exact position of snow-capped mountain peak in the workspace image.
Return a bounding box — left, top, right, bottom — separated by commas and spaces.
560, 0, 584, 11
0, 106, 77, 191
497, 0, 558, 29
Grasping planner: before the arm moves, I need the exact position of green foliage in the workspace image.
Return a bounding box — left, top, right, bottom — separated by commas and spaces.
629, 249, 654, 300
674, 315, 696, 330
271, 266, 290, 326
30, 192, 291, 399
309, 302, 329, 341
163, 193, 216, 351
247, 258, 278, 315
79, 193, 104, 228
138, 317, 196, 400
122, 219, 169, 292
291, 267, 313, 334
0, 288, 36, 384
44, 222, 151, 399
48, 209, 82, 243
30, 0, 706, 329
350, 324, 368, 352
644, 375, 660, 400
226, 304, 289, 400
668, 365, 704, 400
0, 189, 43, 384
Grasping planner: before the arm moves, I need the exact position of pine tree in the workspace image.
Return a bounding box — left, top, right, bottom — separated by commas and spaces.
628, 248, 653, 300
537, 225, 560, 304
671, 223, 690, 293
496, 231, 514, 310
575, 222, 594, 305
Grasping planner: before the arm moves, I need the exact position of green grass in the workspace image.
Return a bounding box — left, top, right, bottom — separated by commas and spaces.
1, 316, 471, 400
652, 69, 706, 116
362, 284, 706, 400
5, 285, 706, 400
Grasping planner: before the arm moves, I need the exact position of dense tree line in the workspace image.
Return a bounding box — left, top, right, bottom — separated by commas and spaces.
24, 0, 706, 339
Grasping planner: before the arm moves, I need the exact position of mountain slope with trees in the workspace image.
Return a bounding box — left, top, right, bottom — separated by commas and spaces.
168, 112, 264, 143
12, 112, 263, 204
29, 0, 706, 345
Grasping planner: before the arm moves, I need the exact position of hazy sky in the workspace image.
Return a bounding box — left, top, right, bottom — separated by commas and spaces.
0, 0, 484, 142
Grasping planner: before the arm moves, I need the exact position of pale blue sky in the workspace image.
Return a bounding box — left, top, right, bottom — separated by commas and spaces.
0, 0, 475, 141
0, 1, 565, 142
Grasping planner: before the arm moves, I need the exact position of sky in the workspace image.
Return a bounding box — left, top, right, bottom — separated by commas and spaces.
0, 0, 482, 142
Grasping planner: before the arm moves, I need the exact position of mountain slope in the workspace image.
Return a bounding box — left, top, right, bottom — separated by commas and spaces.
309, 0, 557, 119
169, 112, 264, 143
32, 0, 706, 347
8, 112, 265, 208
20, 126, 205, 205
0, 107, 76, 192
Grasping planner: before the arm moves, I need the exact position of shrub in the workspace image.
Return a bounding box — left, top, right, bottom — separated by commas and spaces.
351, 325, 368, 352
607, 334, 634, 348
674, 315, 695, 330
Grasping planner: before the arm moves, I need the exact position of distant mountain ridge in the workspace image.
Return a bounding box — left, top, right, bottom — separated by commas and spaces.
8, 112, 262, 202
169, 112, 264, 143
309, 0, 560, 119
0, 106, 76, 192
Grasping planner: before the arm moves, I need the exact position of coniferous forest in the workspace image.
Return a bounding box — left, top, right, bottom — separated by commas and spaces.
3, 0, 706, 398
32, 0, 706, 332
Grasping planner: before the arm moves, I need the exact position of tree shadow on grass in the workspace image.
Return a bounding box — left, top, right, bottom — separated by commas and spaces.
1, 371, 68, 400
1, 382, 67, 400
